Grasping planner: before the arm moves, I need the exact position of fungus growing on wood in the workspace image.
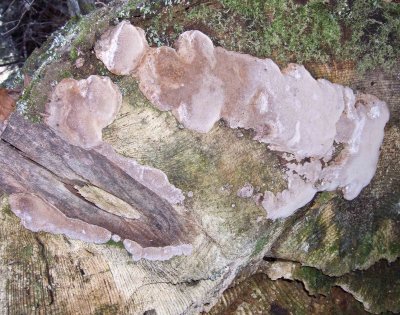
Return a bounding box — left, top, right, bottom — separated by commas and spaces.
237, 182, 254, 198
123, 239, 193, 261
1, 74, 192, 261
95, 143, 185, 204
9, 193, 112, 243
318, 94, 390, 200
45, 74, 185, 205
95, 20, 148, 75
96, 21, 390, 219
46, 75, 122, 149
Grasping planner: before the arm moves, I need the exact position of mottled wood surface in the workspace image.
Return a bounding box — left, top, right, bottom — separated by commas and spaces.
0, 1, 399, 314
208, 273, 369, 315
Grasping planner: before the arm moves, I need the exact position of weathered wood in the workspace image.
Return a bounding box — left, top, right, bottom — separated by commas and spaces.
208, 273, 369, 314
0, 0, 399, 314
0, 113, 193, 248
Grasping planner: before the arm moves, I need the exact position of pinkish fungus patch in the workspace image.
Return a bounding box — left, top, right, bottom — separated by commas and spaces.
9, 193, 112, 244
123, 239, 193, 262
95, 20, 148, 75
46, 75, 122, 149
237, 183, 255, 199
5, 74, 190, 262
95, 21, 389, 220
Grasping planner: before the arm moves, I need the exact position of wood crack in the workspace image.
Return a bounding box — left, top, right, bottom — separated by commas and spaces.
34, 235, 55, 306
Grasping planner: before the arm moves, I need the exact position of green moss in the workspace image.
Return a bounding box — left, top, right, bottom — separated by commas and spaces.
354, 233, 373, 264
105, 239, 124, 249
335, 0, 400, 73
221, 0, 270, 20
193, 0, 341, 64
327, 242, 340, 255
59, 69, 73, 79
252, 236, 268, 257
294, 265, 335, 295
140, 5, 185, 47
71, 14, 100, 50
69, 47, 79, 62
185, 0, 398, 72
315, 192, 335, 205
2, 203, 13, 217
143, 0, 341, 64
389, 242, 400, 257
339, 258, 400, 314
114, 76, 142, 100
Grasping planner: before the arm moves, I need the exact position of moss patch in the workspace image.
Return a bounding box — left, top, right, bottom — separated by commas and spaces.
105, 239, 125, 249
252, 236, 269, 257
129, 0, 398, 73
294, 265, 335, 295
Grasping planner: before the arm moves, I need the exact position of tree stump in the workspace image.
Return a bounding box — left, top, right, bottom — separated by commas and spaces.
0, 1, 399, 314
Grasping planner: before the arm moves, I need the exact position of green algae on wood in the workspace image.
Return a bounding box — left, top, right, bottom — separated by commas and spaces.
2, 0, 399, 313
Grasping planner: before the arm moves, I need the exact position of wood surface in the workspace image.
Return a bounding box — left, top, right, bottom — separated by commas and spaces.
0, 1, 399, 314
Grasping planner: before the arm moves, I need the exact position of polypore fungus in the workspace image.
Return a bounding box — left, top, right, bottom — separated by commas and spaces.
2, 74, 192, 261
95, 142, 184, 204
46, 75, 122, 149
96, 21, 389, 219
318, 94, 389, 200
45, 75, 184, 205
9, 193, 112, 243
95, 20, 148, 75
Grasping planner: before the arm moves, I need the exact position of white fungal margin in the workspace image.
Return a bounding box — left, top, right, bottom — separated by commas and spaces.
94, 21, 390, 220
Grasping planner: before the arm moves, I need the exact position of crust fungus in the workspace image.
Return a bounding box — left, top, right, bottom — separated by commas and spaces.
0, 19, 389, 261
123, 239, 193, 262
94, 20, 148, 75
9, 193, 112, 243
237, 183, 255, 199
95, 143, 185, 204
95, 21, 390, 219
46, 75, 122, 149
318, 94, 389, 200
2, 74, 192, 261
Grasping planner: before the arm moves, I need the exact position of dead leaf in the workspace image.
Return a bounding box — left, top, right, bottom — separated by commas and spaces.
0, 88, 18, 121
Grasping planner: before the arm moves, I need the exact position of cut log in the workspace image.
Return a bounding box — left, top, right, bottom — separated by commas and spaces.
0, 1, 399, 314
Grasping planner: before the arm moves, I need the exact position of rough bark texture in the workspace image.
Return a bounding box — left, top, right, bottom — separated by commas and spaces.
0, 1, 399, 314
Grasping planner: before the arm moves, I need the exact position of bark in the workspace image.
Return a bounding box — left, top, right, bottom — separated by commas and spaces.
0, 113, 193, 247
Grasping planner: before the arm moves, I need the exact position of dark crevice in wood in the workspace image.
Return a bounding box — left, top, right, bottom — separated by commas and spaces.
34, 235, 55, 306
